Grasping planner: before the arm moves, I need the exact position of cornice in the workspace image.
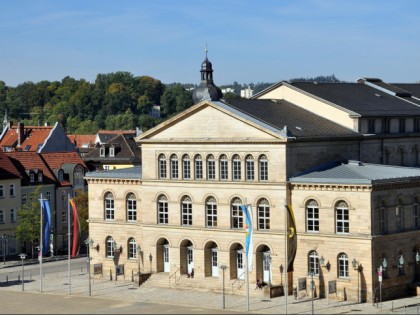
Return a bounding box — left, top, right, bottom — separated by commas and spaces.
86, 178, 141, 185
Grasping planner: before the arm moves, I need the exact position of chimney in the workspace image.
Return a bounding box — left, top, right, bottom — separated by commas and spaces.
18, 122, 24, 147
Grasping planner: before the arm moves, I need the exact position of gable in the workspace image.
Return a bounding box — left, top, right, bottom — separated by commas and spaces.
141, 103, 284, 141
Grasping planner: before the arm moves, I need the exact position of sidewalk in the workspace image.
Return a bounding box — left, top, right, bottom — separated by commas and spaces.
1, 257, 419, 314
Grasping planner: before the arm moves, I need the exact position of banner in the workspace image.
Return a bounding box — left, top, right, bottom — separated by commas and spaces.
285, 205, 297, 272
240, 204, 254, 271
69, 198, 81, 258
41, 199, 51, 256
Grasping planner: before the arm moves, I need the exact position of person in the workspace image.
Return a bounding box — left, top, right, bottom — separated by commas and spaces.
256, 278, 263, 290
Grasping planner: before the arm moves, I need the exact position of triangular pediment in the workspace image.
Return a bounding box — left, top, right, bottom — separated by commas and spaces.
136, 100, 286, 142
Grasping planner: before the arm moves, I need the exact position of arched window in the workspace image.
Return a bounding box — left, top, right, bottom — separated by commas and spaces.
157, 195, 168, 224
206, 196, 217, 227
127, 193, 137, 222
414, 203, 419, 229
104, 192, 114, 220
396, 203, 403, 231
308, 250, 319, 275
182, 154, 191, 179
128, 238, 136, 259
170, 154, 178, 179
207, 154, 215, 180
106, 236, 115, 258
245, 155, 254, 181
74, 166, 84, 186
231, 197, 243, 229
232, 154, 241, 181
257, 198, 270, 230
259, 155, 268, 181
195, 154, 203, 179
379, 207, 386, 233
181, 195, 192, 226
219, 154, 228, 180
158, 154, 167, 179
338, 253, 349, 278
306, 199, 319, 232
335, 201, 349, 234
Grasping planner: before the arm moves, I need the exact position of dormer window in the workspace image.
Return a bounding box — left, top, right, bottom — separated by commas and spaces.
38, 172, 43, 183
30, 173, 35, 183
58, 169, 64, 181
109, 146, 115, 157
100, 146, 106, 157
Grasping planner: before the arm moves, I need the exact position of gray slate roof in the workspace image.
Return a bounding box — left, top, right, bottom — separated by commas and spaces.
224, 98, 360, 139
290, 160, 420, 185
85, 166, 142, 179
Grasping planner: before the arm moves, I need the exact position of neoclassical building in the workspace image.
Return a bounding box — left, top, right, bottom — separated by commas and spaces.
86, 56, 420, 302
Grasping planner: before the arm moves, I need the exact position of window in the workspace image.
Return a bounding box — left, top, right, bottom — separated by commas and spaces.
414, 204, 419, 228
181, 196, 192, 226
379, 207, 387, 233
306, 200, 319, 232
219, 155, 228, 180
10, 209, 16, 223
158, 154, 167, 179
158, 195, 168, 224
206, 196, 217, 227
62, 211, 67, 223
231, 197, 243, 229
46, 191, 51, 202
338, 253, 349, 278
368, 119, 376, 133
415, 118, 420, 133
335, 201, 349, 234
106, 237, 115, 258
100, 146, 105, 157
382, 118, 390, 133
259, 155, 268, 181
182, 155, 191, 180
9, 184, 15, 197
0, 210, 4, 223
58, 169, 64, 181
104, 192, 115, 220
109, 146, 115, 157
396, 205, 403, 231
0, 185, 3, 198
399, 119, 406, 133
245, 155, 254, 181
257, 198, 270, 230
74, 167, 84, 186
194, 154, 203, 180
30, 173, 35, 183
170, 154, 178, 179
207, 155, 215, 180
38, 172, 43, 182
232, 155, 241, 180
308, 251, 319, 275
127, 193, 137, 222
104, 165, 110, 171
128, 238, 136, 259
22, 193, 27, 205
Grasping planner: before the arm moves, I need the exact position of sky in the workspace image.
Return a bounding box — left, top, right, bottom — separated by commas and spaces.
1, 0, 420, 87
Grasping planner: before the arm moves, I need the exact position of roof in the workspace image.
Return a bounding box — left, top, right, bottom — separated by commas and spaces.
290, 160, 420, 185
0, 124, 53, 151
96, 130, 136, 144
41, 152, 87, 170
224, 98, 360, 139
5, 151, 56, 185
0, 150, 22, 180
85, 166, 142, 180
393, 83, 420, 99
67, 134, 96, 148
289, 81, 420, 117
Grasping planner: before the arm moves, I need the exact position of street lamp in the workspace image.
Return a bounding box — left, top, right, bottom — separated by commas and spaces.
352, 258, 362, 303
378, 257, 387, 309
268, 255, 272, 287
85, 238, 94, 296
19, 253, 26, 291
136, 245, 141, 275
308, 271, 315, 315
220, 265, 228, 309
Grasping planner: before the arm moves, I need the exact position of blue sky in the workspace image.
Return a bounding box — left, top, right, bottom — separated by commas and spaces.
1, 0, 419, 87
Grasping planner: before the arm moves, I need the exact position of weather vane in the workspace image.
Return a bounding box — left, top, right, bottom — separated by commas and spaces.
205, 44, 208, 58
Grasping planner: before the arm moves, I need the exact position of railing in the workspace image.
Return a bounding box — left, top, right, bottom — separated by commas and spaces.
168, 267, 180, 287
231, 272, 245, 293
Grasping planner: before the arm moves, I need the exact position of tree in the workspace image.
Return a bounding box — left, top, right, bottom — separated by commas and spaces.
72, 189, 89, 237
16, 186, 42, 259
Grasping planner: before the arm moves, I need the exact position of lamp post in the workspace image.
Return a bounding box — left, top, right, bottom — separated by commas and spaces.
220, 265, 228, 309
19, 253, 26, 291
149, 253, 153, 273
85, 238, 94, 296
2, 236, 6, 265
308, 271, 315, 315
279, 264, 284, 286
136, 245, 141, 275
352, 258, 362, 303
398, 255, 404, 275
378, 258, 387, 309
268, 255, 272, 287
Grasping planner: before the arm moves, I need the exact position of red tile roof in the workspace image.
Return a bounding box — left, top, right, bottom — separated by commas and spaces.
67, 134, 96, 148
0, 150, 22, 179
41, 152, 87, 169
0, 125, 53, 151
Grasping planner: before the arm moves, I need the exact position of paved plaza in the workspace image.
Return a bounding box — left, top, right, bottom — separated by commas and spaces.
1, 257, 420, 314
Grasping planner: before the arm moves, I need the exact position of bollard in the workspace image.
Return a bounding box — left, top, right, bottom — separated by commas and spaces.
131, 270, 134, 282
392, 301, 394, 311
417, 304, 419, 314
6, 275, 8, 284
110, 269, 112, 281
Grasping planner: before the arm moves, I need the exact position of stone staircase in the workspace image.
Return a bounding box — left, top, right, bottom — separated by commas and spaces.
139, 271, 266, 297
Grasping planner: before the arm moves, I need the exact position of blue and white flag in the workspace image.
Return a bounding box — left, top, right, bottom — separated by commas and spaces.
241, 204, 254, 271
41, 199, 51, 256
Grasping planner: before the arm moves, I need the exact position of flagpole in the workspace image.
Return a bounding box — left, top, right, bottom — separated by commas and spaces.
40, 194, 43, 293
246, 252, 250, 312
284, 204, 288, 315
68, 194, 71, 295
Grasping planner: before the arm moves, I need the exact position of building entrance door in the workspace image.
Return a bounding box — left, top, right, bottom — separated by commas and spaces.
237, 250, 245, 279
211, 249, 218, 277
163, 244, 170, 272
263, 252, 272, 283
187, 246, 194, 274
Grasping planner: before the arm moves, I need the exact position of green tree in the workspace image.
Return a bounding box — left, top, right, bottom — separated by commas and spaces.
72, 189, 89, 237
16, 186, 42, 259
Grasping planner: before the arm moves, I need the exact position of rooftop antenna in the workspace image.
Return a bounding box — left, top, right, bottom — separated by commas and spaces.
205, 44, 208, 59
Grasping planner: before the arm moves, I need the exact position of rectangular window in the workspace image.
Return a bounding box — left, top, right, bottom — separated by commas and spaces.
100, 147, 105, 157
382, 118, 390, 133
171, 159, 178, 179
181, 203, 192, 226
127, 199, 137, 221
307, 206, 319, 232
22, 193, 27, 205
336, 207, 349, 234
257, 204, 270, 230
379, 207, 386, 233
158, 201, 168, 224
415, 118, 420, 132
105, 198, 115, 220
182, 158, 191, 179
0, 185, 3, 198
195, 158, 203, 180
109, 147, 115, 157
9, 184, 15, 197
62, 211, 67, 223
159, 156, 167, 179
259, 159, 268, 181
37, 173, 43, 182
399, 118, 406, 133
30, 173, 35, 183
309, 253, 319, 275
207, 159, 215, 180
338, 255, 349, 278
10, 209, 16, 223
368, 119, 376, 133
220, 159, 228, 180
46, 191, 51, 202
232, 158, 241, 180
231, 204, 243, 229
0, 210, 4, 223
246, 159, 254, 181
206, 203, 217, 227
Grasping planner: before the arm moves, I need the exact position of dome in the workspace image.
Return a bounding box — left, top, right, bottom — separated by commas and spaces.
192, 53, 223, 104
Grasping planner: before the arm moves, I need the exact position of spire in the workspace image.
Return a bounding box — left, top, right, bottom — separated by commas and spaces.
192, 46, 223, 104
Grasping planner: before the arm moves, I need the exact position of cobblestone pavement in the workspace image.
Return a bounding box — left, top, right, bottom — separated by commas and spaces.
1, 257, 420, 314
